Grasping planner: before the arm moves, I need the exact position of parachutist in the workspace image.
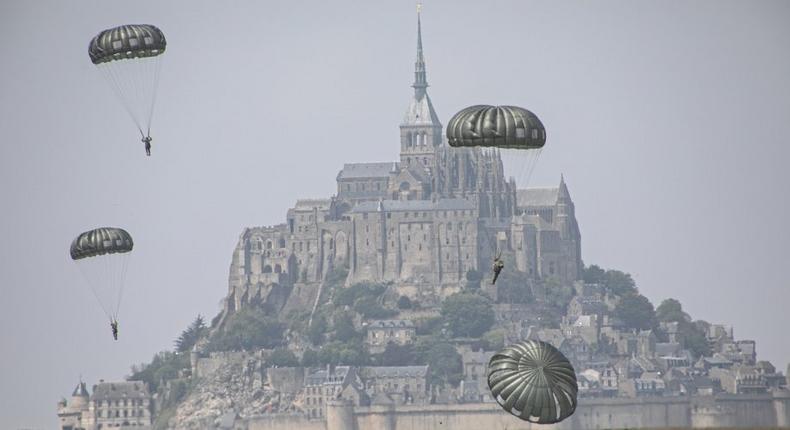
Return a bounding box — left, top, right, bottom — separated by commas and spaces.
110, 320, 119, 341
492, 253, 504, 285
142, 136, 152, 156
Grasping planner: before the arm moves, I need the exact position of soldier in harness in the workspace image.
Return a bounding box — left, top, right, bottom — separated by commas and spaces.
142, 136, 152, 156
110, 319, 119, 341
492, 251, 505, 285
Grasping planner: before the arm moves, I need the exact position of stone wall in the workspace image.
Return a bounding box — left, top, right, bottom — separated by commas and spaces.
320, 394, 790, 430
267, 367, 305, 394
246, 413, 325, 430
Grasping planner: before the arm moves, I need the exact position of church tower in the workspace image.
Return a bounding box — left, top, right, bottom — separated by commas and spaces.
399, 6, 442, 174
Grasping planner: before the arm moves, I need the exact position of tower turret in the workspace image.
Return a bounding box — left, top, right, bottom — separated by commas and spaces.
400, 4, 442, 172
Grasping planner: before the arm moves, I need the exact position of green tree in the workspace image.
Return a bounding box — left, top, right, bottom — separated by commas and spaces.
656, 298, 691, 323
397, 295, 413, 310
129, 351, 189, 392
302, 348, 320, 367
308, 314, 328, 345
418, 341, 463, 387
267, 347, 299, 367
317, 340, 370, 366
353, 296, 397, 319
174, 315, 207, 353
679, 321, 711, 358
614, 293, 657, 331
415, 316, 443, 336
440, 293, 495, 338
376, 342, 416, 366
604, 270, 637, 296
206, 307, 285, 351
333, 312, 360, 342
583, 265, 606, 284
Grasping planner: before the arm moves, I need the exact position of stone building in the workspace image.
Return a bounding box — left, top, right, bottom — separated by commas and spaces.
86, 381, 152, 429
221, 0, 583, 322
57, 379, 152, 430
304, 366, 358, 420
359, 365, 430, 404
365, 319, 416, 352
57, 381, 90, 430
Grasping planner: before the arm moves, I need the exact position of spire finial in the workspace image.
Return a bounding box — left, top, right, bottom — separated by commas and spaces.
412, 2, 428, 98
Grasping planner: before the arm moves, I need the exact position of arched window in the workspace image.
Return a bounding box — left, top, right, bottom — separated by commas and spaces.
263, 265, 273, 273
274, 264, 282, 273
266, 241, 273, 250
278, 238, 286, 248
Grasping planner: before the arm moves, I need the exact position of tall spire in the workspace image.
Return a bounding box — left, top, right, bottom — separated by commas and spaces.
413, 2, 428, 99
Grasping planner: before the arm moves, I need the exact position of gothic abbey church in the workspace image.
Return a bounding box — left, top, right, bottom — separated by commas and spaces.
223, 15, 582, 316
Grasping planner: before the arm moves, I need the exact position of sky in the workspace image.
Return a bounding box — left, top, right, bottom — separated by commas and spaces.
1, 1, 789, 428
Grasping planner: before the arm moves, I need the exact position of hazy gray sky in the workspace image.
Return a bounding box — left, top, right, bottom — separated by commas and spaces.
1, 1, 789, 428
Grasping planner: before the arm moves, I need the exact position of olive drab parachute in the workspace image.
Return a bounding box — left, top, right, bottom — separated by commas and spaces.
89, 24, 166, 140
488, 340, 578, 424
70, 227, 134, 321
447, 105, 546, 189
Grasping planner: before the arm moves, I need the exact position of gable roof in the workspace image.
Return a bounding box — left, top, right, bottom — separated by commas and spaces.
91, 381, 149, 401
517, 188, 559, 207
338, 162, 398, 180
351, 199, 475, 213
362, 366, 429, 378
368, 320, 416, 329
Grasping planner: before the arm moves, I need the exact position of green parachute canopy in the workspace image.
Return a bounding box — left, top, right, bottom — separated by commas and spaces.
70, 227, 134, 260
446, 105, 546, 150
89, 24, 166, 65
488, 340, 578, 424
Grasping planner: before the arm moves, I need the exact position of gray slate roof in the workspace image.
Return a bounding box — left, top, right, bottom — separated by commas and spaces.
517, 188, 559, 207
294, 199, 332, 210
351, 199, 475, 213
306, 366, 352, 386
368, 319, 415, 329
72, 382, 89, 398
91, 381, 149, 401
338, 162, 398, 180
363, 365, 429, 378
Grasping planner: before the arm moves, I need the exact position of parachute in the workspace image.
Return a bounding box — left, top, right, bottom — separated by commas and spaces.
447, 105, 546, 190
70, 227, 134, 322
488, 340, 578, 424
89, 24, 166, 140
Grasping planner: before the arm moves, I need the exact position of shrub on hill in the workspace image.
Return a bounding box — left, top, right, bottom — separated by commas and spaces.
206, 307, 285, 351
129, 351, 189, 393
440, 292, 495, 338
614, 293, 657, 331
267, 347, 299, 367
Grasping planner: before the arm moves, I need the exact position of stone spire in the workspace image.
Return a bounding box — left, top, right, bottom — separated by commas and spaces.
413, 2, 428, 100
400, 2, 442, 167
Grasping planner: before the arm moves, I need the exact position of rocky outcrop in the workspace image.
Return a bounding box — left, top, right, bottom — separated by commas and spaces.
169, 355, 298, 429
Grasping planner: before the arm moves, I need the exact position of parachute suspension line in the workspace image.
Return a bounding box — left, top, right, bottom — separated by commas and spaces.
146, 57, 164, 137
97, 57, 161, 139
76, 261, 112, 321
100, 64, 144, 136
114, 254, 131, 320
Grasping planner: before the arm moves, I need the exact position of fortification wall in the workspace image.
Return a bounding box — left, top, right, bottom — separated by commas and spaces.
327, 394, 790, 430
194, 351, 251, 379
246, 413, 325, 430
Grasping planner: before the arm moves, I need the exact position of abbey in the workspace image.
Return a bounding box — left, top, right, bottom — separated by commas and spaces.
224, 14, 581, 315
